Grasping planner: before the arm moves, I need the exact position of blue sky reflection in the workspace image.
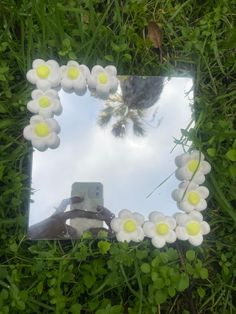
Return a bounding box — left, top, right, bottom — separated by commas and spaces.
29, 77, 194, 226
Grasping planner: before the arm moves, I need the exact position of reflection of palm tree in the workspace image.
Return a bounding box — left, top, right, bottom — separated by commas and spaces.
97, 76, 164, 138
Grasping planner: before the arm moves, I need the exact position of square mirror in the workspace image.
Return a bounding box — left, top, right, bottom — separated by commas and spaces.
27, 76, 194, 239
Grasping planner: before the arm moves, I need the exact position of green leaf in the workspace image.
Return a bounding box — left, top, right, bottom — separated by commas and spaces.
70, 304, 81, 314
141, 263, 151, 273
155, 290, 168, 304
197, 287, 206, 298
83, 273, 96, 289
199, 268, 208, 279
186, 250, 196, 261
229, 164, 236, 179
207, 148, 216, 157
98, 241, 111, 255
177, 274, 189, 291
226, 149, 236, 161
167, 286, 176, 297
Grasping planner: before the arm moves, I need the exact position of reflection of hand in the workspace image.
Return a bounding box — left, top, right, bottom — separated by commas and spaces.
28, 197, 115, 239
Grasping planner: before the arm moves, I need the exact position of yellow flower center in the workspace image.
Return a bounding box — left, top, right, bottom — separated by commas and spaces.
36, 65, 50, 79
67, 67, 80, 80
38, 96, 51, 108
187, 159, 200, 173
123, 219, 137, 233
98, 73, 108, 84
34, 122, 50, 137
187, 191, 201, 205
156, 223, 170, 235
186, 221, 201, 236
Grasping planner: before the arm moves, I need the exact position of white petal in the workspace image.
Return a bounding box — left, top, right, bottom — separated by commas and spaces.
23, 126, 33, 140
87, 76, 97, 89
47, 134, 60, 149
110, 218, 122, 232
49, 71, 61, 87
132, 212, 144, 225
91, 65, 104, 75
73, 78, 87, 93
191, 150, 204, 161
166, 217, 176, 229
109, 77, 118, 93
175, 153, 188, 167
96, 83, 110, 99
149, 211, 164, 222
130, 229, 144, 242
172, 189, 183, 202
201, 221, 210, 235
196, 199, 207, 211
30, 115, 44, 124
36, 79, 51, 91
143, 222, 156, 237
39, 107, 53, 118
31, 89, 43, 99
52, 101, 63, 115
61, 77, 73, 90
175, 213, 187, 225
32, 59, 45, 68
178, 201, 193, 213
166, 230, 176, 243
47, 60, 59, 69
197, 186, 209, 199
45, 89, 59, 98
60, 66, 68, 76
31, 138, 47, 151
191, 172, 205, 184
189, 211, 203, 221
201, 161, 211, 174
116, 230, 131, 242
67, 60, 79, 67
79, 64, 90, 78
188, 235, 203, 246
176, 227, 188, 240
26, 70, 37, 84
152, 236, 166, 248
46, 118, 60, 133
175, 168, 191, 181
27, 100, 38, 114
105, 65, 117, 76
118, 209, 132, 219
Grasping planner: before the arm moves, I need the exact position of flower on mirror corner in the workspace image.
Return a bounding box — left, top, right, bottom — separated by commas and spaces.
23, 115, 60, 152
172, 181, 209, 213
26, 59, 61, 91
175, 211, 210, 246
175, 150, 211, 184
110, 209, 144, 243
143, 211, 176, 248
27, 89, 62, 118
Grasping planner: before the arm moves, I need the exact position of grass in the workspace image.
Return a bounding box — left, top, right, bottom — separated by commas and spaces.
0, 0, 235, 313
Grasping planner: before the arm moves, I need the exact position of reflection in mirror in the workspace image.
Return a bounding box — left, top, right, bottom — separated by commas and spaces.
27, 76, 194, 239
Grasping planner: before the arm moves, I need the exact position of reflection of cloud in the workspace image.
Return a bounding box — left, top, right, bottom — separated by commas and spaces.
29, 77, 194, 225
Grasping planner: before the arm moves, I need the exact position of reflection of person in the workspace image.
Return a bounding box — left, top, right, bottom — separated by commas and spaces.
70, 182, 104, 237
28, 195, 115, 240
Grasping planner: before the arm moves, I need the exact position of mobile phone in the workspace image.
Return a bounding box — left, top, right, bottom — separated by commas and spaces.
70, 182, 103, 236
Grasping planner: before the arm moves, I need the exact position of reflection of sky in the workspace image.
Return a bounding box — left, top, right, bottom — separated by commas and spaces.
29, 77, 194, 225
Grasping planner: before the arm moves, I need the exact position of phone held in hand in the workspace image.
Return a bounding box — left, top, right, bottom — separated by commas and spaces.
70, 182, 104, 236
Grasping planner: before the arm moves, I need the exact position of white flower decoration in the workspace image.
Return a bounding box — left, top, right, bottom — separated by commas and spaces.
26, 59, 61, 91
23, 115, 60, 151
143, 211, 176, 248
87, 65, 118, 99
27, 89, 62, 118
175, 211, 210, 246
110, 209, 144, 243
175, 150, 211, 184
172, 181, 209, 213
60, 61, 90, 95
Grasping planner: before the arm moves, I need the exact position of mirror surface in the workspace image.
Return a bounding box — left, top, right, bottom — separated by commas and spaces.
28, 76, 194, 239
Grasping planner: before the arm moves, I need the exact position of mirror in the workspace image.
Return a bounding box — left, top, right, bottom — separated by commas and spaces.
27, 76, 194, 239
